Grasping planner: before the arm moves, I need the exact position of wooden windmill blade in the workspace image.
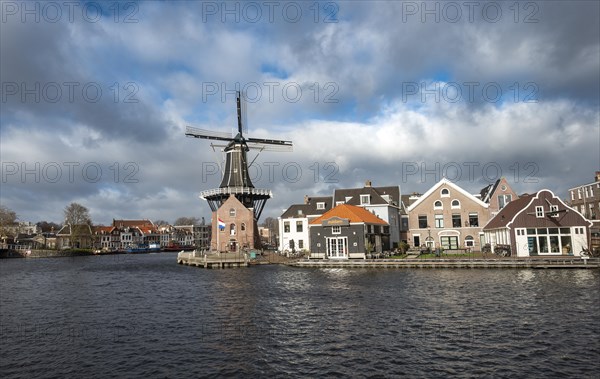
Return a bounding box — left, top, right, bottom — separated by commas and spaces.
185, 126, 232, 141
247, 141, 294, 152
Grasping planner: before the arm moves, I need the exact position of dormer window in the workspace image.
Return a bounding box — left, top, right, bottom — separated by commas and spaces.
434, 200, 443, 210
360, 195, 370, 205
441, 188, 450, 197
336, 201, 345, 206
316, 202, 325, 210
535, 206, 544, 218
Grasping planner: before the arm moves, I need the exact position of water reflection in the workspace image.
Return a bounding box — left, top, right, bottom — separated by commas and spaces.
0, 255, 598, 378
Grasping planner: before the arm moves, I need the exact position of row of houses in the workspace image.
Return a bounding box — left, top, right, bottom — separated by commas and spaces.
4, 219, 212, 251
278, 172, 600, 259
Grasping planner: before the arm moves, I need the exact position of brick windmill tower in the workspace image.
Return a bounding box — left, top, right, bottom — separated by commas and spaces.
185, 92, 293, 252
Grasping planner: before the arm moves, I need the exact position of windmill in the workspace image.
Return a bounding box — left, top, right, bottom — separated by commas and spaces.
185, 91, 292, 251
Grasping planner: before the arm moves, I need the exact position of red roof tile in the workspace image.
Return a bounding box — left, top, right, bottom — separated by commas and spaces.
310, 204, 388, 225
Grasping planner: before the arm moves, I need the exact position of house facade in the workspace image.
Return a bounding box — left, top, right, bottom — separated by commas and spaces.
407, 178, 490, 251
309, 204, 389, 259
278, 196, 332, 254
211, 194, 257, 252
56, 224, 93, 249
479, 177, 519, 216
568, 172, 600, 254
483, 189, 592, 257
333, 181, 402, 249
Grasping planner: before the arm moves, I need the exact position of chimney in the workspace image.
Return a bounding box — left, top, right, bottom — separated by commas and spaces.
365, 180, 372, 187
304, 195, 309, 204
596, 171, 600, 182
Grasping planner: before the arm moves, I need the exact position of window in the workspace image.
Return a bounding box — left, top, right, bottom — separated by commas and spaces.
441, 188, 450, 197
229, 208, 236, 217
452, 214, 462, 228
550, 205, 559, 217
297, 210, 303, 216
468, 213, 479, 227
230, 223, 236, 236
360, 195, 370, 205
535, 206, 544, 218
440, 236, 458, 249
418, 215, 428, 229
498, 194, 512, 209
451, 199, 460, 208
435, 214, 444, 228
296, 221, 303, 233
571, 191, 575, 201
585, 187, 590, 198
465, 235, 474, 247
298, 240, 304, 249
434, 200, 443, 210
578, 189, 581, 199
336, 201, 345, 206
241, 223, 246, 231
284, 222, 290, 233
317, 202, 325, 210
332, 226, 341, 234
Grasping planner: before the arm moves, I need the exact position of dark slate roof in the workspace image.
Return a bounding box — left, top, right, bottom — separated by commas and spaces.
334, 186, 400, 206
479, 179, 500, 203
280, 196, 333, 218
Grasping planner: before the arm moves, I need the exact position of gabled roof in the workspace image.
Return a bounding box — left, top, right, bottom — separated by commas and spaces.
482, 194, 534, 229
113, 219, 155, 228
407, 178, 488, 211
93, 226, 115, 234
57, 224, 93, 236
483, 189, 593, 230
334, 185, 400, 206
480, 179, 500, 203
280, 196, 333, 218
310, 204, 388, 225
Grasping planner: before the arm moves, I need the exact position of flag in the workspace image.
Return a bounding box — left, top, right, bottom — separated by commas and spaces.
218, 218, 225, 231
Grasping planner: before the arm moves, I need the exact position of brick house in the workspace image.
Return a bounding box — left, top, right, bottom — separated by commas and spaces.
483, 189, 592, 257
407, 178, 490, 251
479, 177, 519, 216
568, 172, 600, 254
211, 194, 257, 252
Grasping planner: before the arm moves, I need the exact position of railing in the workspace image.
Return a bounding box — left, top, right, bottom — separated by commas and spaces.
199, 187, 272, 198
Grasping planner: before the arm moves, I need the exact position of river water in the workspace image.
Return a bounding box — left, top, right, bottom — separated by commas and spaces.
1, 253, 599, 378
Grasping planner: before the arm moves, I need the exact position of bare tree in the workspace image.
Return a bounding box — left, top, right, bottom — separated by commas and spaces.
154, 219, 170, 226
37, 221, 61, 233
174, 217, 200, 226
0, 205, 18, 242
261, 216, 278, 246
64, 203, 92, 226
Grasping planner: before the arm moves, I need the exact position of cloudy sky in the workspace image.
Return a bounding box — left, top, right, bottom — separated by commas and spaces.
1, 0, 599, 225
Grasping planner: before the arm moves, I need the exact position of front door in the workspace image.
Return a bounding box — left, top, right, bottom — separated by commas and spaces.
327, 237, 348, 259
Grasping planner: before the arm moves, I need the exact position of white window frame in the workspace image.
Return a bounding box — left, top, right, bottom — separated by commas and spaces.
434, 200, 443, 210
435, 214, 444, 228
451, 199, 460, 209
535, 206, 544, 218
332, 226, 341, 234
336, 201, 345, 206
229, 208, 236, 217
550, 205, 559, 217
316, 202, 325, 210
360, 195, 370, 205
440, 188, 450, 197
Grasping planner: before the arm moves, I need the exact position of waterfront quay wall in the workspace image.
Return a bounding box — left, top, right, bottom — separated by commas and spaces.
0, 249, 94, 259
289, 257, 600, 269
